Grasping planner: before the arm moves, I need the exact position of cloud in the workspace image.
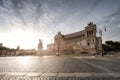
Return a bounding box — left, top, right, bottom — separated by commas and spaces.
0, 0, 120, 49
0, 0, 39, 31
104, 8, 120, 26
0, 0, 102, 32
90, 0, 103, 11
96, 7, 120, 41
98, 7, 120, 27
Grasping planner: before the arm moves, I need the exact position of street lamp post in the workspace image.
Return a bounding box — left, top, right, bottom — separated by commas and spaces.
99, 29, 104, 56
99, 26, 107, 57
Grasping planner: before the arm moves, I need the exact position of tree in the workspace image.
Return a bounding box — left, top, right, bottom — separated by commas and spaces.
103, 40, 120, 52
105, 41, 114, 46
114, 41, 120, 51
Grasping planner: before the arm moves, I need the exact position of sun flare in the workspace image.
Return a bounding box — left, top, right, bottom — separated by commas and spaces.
0, 29, 49, 50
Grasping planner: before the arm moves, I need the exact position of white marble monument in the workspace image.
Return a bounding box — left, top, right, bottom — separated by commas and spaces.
37, 39, 43, 56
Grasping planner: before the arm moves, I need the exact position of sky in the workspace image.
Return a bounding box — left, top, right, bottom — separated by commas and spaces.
0, 0, 120, 50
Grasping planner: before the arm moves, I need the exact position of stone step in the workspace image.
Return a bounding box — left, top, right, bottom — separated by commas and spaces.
0, 72, 120, 77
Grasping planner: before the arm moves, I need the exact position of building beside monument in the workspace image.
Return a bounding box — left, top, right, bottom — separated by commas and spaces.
0, 43, 3, 47
47, 22, 102, 55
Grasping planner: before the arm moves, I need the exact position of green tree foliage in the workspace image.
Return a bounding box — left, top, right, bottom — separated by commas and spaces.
103, 40, 120, 52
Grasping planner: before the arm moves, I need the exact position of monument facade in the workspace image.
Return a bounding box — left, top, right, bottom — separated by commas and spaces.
37, 39, 43, 55
47, 22, 102, 55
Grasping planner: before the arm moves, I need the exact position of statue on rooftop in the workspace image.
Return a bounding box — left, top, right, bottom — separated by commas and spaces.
88, 22, 93, 25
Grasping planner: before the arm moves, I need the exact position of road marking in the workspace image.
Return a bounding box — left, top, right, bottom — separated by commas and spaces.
80, 59, 114, 73
96, 58, 120, 62
58, 73, 74, 77
75, 56, 120, 62
74, 56, 95, 59
41, 73, 58, 77
74, 73, 120, 77
0, 72, 120, 77
26, 72, 42, 76
5, 72, 27, 76
0, 72, 8, 75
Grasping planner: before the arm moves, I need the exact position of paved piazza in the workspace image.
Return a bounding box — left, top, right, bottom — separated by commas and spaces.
0, 56, 120, 80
